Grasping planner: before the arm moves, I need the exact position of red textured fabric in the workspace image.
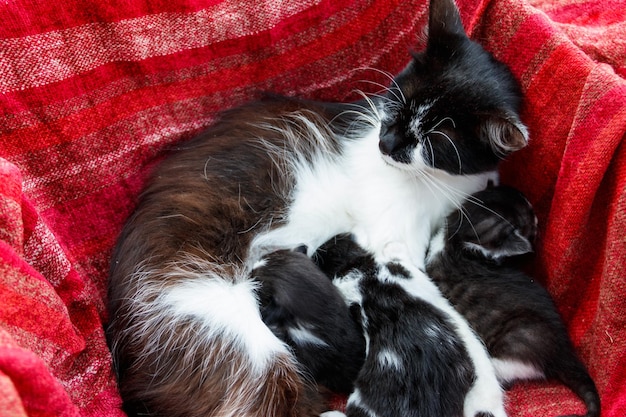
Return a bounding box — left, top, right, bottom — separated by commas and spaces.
0, 1, 624, 416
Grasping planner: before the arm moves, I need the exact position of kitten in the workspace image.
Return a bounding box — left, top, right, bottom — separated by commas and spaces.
251, 246, 366, 394
425, 186, 601, 417
106, 0, 528, 415
313, 235, 485, 417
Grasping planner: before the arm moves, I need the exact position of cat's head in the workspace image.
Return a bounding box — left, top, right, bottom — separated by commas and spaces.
378, 0, 528, 175
443, 185, 537, 261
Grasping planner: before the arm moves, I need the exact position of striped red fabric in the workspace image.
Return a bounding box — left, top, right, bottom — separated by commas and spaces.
0, 1, 624, 416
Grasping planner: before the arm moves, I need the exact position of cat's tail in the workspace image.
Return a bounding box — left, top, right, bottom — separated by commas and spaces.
108, 259, 324, 417
551, 354, 601, 417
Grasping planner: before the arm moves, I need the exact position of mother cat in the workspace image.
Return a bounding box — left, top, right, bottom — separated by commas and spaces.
107, 0, 528, 415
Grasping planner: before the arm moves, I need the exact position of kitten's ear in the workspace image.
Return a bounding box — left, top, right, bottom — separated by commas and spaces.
481, 115, 529, 156
427, 0, 467, 49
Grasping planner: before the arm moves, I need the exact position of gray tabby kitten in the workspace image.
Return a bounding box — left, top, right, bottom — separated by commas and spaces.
426, 186, 601, 417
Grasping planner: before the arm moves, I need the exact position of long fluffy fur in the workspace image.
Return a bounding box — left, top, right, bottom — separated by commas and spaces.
106, 0, 528, 415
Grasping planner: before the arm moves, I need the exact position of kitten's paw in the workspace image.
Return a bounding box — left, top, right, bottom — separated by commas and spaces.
320, 411, 346, 417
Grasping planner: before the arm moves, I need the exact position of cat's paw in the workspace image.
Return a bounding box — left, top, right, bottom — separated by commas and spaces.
320, 411, 347, 417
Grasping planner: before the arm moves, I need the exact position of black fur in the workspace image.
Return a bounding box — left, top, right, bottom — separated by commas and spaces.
426, 186, 601, 417
315, 236, 474, 417
253, 248, 366, 394
378, 0, 527, 174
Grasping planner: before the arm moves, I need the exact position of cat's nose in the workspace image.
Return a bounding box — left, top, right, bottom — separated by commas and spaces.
379, 125, 402, 155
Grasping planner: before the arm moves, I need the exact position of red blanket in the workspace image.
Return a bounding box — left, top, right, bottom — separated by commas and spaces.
0, 0, 624, 416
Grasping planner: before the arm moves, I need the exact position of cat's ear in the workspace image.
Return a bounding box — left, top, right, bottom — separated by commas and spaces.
427, 0, 467, 51
481, 115, 529, 156
465, 229, 533, 260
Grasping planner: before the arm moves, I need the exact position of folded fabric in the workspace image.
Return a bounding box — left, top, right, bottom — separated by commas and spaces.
0, 0, 624, 416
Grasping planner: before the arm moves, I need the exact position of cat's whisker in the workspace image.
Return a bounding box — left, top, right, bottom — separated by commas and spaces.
348, 90, 383, 120
465, 198, 518, 231
328, 99, 381, 138
358, 93, 384, 123
458, 207, 481, 244
355, 78, 406, 105
415, 170, 492, 242
450, 191, 520, 233
425, 137, 436, 170
429, 116, 456, 131
429, 129, 463, 174
355, 67, 407, 105
364, 92, 400, 111
421, 179, 479, 243
410, 169, 455, 211
446, 208, 471, 243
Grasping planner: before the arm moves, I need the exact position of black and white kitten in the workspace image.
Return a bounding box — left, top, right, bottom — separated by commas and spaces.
251, 246, 366, 394
312, 235, 485, 417
106, 0, 528, 415
425, 186, 601, 417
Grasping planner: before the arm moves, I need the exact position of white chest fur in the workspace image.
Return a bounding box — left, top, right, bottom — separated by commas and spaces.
250, 127, 496, 269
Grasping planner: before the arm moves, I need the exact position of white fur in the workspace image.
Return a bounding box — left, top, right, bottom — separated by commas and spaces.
287, 324, 329, 347
158, 268, 288, 374
245, 113, 503, 416
408, 100, 437, 139
424, 227, 446, 265
377, 348, 404, 371
343, 129, 496, 270
492, 357, 544, 384
377, 256, 507, 417
333, 270, 365, 305
250, 124, 497, 270
346, 389, 378, 417
251, 258, 267, 270
320, 412, 347, 417
333, 271, 370, 356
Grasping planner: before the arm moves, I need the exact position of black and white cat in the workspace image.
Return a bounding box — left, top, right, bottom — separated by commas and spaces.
310, 235, 492, 417
309, 186, 600, 417
106, 0, 528, 415
425, 186, 601, 417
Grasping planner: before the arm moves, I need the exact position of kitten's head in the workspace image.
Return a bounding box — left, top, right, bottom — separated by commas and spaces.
445, 185, 537, 261
378, 0, 528, 175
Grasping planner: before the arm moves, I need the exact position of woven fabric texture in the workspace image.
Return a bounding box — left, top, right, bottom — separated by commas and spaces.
0, 0, 624, 416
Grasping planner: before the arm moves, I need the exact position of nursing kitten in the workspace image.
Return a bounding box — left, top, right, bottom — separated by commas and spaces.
106, 0, 528, 415
425, 186, 601, 417
252, 247, 366, 394
313, 235, 480, 417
